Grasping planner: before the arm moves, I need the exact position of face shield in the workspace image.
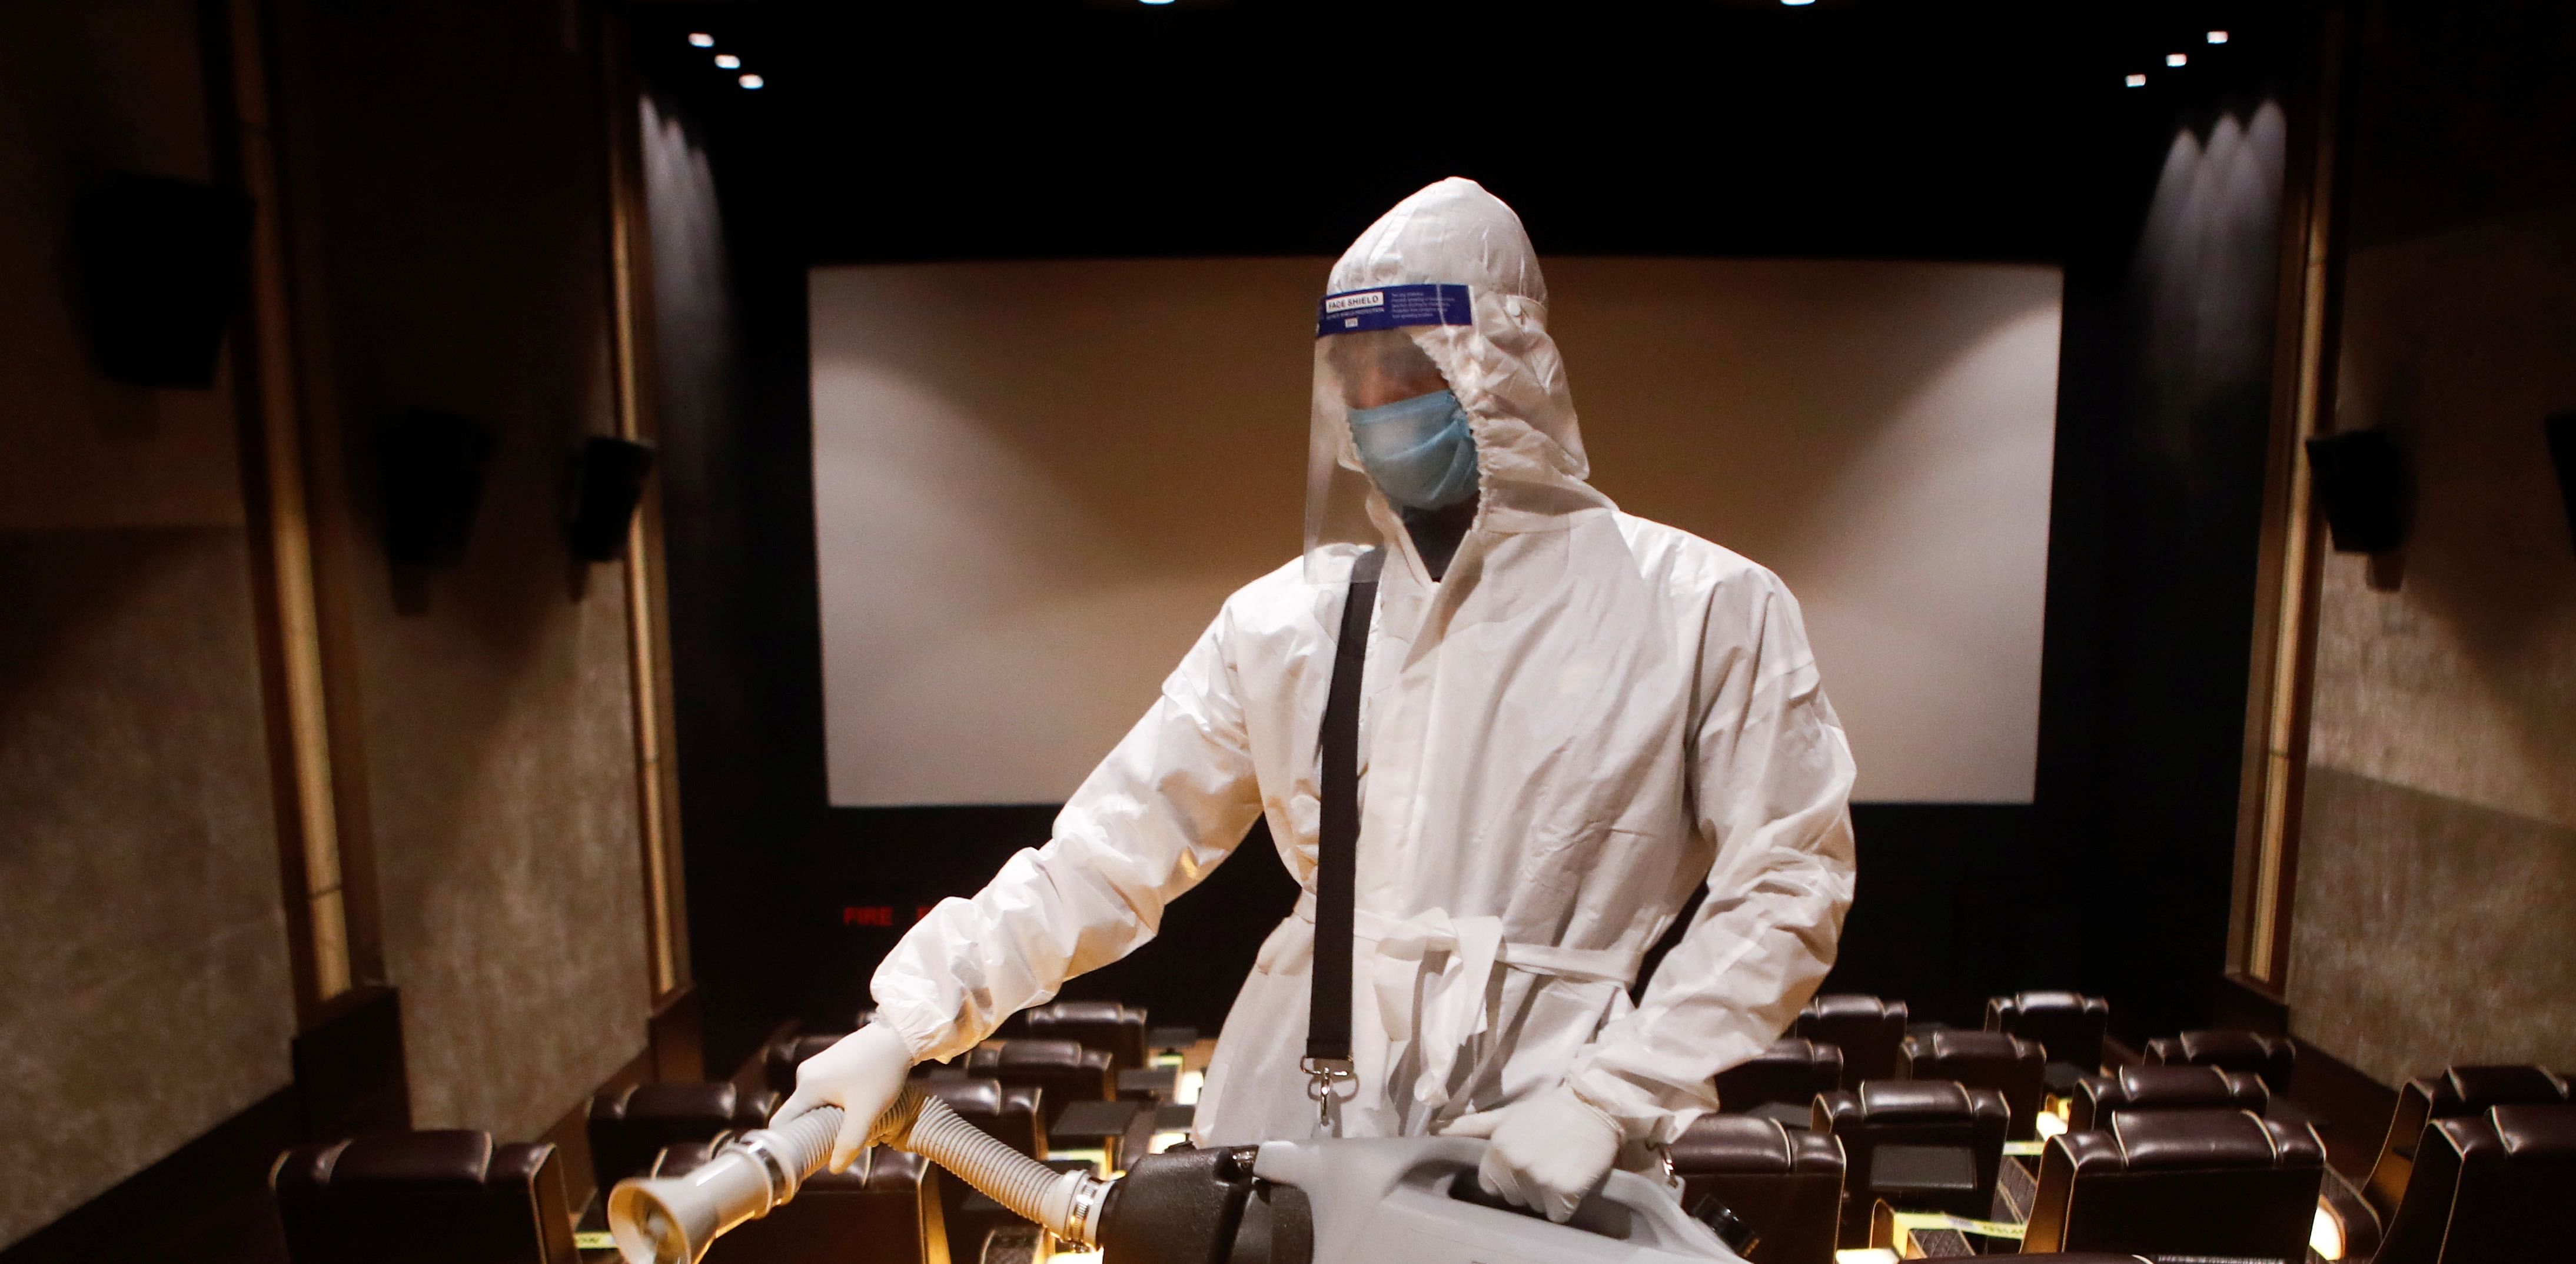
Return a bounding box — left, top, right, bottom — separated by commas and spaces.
1304, 283, 1480, 583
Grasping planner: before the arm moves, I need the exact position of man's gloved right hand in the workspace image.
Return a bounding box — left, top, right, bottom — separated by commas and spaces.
769, 1023, 915, 1172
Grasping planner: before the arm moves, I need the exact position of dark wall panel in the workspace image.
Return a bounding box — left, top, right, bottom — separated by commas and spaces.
280, 0, 651, 1137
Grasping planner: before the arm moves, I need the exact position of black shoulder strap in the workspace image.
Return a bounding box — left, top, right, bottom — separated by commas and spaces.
1307, 547, 1384, 1069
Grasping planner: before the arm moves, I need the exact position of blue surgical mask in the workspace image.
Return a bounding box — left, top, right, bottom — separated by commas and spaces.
1348, 389, 1480, 511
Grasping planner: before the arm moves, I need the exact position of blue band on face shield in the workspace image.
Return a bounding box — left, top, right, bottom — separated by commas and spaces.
1317, 284, 1473, 337
1348, 390, 1480, 511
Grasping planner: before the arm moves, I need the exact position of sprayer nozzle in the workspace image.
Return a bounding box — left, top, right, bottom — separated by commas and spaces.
606, 1182, 688, 1264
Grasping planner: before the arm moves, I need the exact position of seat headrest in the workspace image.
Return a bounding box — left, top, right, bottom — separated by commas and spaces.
1743, 1036, 1837, 1066
1030, 1000, 1139, 1025
488, 1142, 551, 1183
2171, 1029, 2290, 1062
998, 1038, 1093, 1069
2109, 1064, 2266, 1107
2109, 1109, 2322, 1171
1002, 1083, 1044, 1113
619, 1082, 742, 1121
2441, 1065, 2570, 1108
330, 1131, 498, 1188
1857, 1079, 1975, 1119
1916, 1029, 2042, 1065
1671, 1116, 1797, 1171
857, 1149, 934, 1191
1806, 994, 1902, 1022
2012, 991, 2096, 1014
927, 1077, 1005, 1116
2491, 1103, 2576, 1159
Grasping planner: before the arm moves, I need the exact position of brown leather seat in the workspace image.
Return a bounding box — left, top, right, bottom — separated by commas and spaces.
1670, 1115, 1844, 1264
765, 1032, 850, 1099
2023, 1107, 2325, 1262
1813, 1080, 2010, 1247
1023, 1000, 1150, 1073
272, 1131, 577, 1264
1716, 1037, 1845, 1128
2375, 1103, 2576, 1264
2068, 1064, 2268, 1133
1794, 994, 1910, 1085
2363, 1065, 2570, 1226
965, 1039, 1113, 1129
649, 1140, 949, 1264
588, 1081, 776, 1190
1985, 992, 2109, 1092
1901, 1029, 2048, 1140
2142, 1028, 2295, 1096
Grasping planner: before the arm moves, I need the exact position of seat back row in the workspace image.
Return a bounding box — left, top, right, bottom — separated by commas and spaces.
1773, 992, 2113, 1139
1679, 1096, 2334, 1263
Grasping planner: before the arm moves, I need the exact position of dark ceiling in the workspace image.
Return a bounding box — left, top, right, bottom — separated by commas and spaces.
627, 0, 2294, 264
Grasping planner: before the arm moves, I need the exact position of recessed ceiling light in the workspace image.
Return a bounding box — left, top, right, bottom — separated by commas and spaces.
1781, 0, 1817, 6
2208, 30, 2230, 44
2125, 73, 2148, 87
714, 53, 740, 68
737, 74, 764, 89
1141, 0, 1176, 5
2166, 52, 2189, 67
687, 32, 713, 48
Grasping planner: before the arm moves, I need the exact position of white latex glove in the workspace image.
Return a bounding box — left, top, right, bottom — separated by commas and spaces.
1440, 1083, 1624, 1223
769, 1023, 915, 1172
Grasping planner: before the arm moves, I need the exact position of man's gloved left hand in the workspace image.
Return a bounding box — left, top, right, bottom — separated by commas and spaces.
1439, 1083, 1624, 1223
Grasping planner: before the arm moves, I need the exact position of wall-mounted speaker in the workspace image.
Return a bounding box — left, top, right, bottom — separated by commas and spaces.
71, 174, 253, 388
382, 411, 496, 568
2547, 411, 2576, 555
2306, 430, 2408, 554
567, 436, 656, 562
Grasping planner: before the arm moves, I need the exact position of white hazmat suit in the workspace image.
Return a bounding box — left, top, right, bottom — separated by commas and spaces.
865, 178, 1857, 1170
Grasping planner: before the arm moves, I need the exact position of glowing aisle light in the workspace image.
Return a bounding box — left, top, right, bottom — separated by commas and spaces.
2126, 73, 2148, 87
2312, 1206, 2348, 1260
687, 32, 713, 47
738, 74, 764, 89
2167, 52, 2190, 67
1782, 0, 1818, 5
2208, 29, 2231, 44
714, 53, 740, 68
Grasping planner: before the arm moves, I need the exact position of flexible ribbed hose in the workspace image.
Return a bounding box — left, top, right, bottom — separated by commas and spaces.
609, 1085, 1103, 1264
876, 1087, 1093, 1240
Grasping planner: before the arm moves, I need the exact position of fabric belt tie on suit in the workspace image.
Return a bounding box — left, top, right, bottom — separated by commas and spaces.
1292, 890, 1642, 1114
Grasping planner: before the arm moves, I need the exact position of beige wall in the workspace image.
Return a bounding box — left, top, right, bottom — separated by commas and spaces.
810, 257, 2060, 807
2288, 204, 2576, 1083
0, 0, 297, 1245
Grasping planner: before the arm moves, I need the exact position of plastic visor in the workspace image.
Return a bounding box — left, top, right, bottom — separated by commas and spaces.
1304, 285, 1475, 584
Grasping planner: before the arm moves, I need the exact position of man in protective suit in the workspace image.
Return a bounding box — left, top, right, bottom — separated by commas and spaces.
776, 178, 1857, 1223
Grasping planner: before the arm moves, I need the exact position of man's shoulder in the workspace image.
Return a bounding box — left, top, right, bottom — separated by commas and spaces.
1214, 553, 1337, 634
1611, 511, 1787, 600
